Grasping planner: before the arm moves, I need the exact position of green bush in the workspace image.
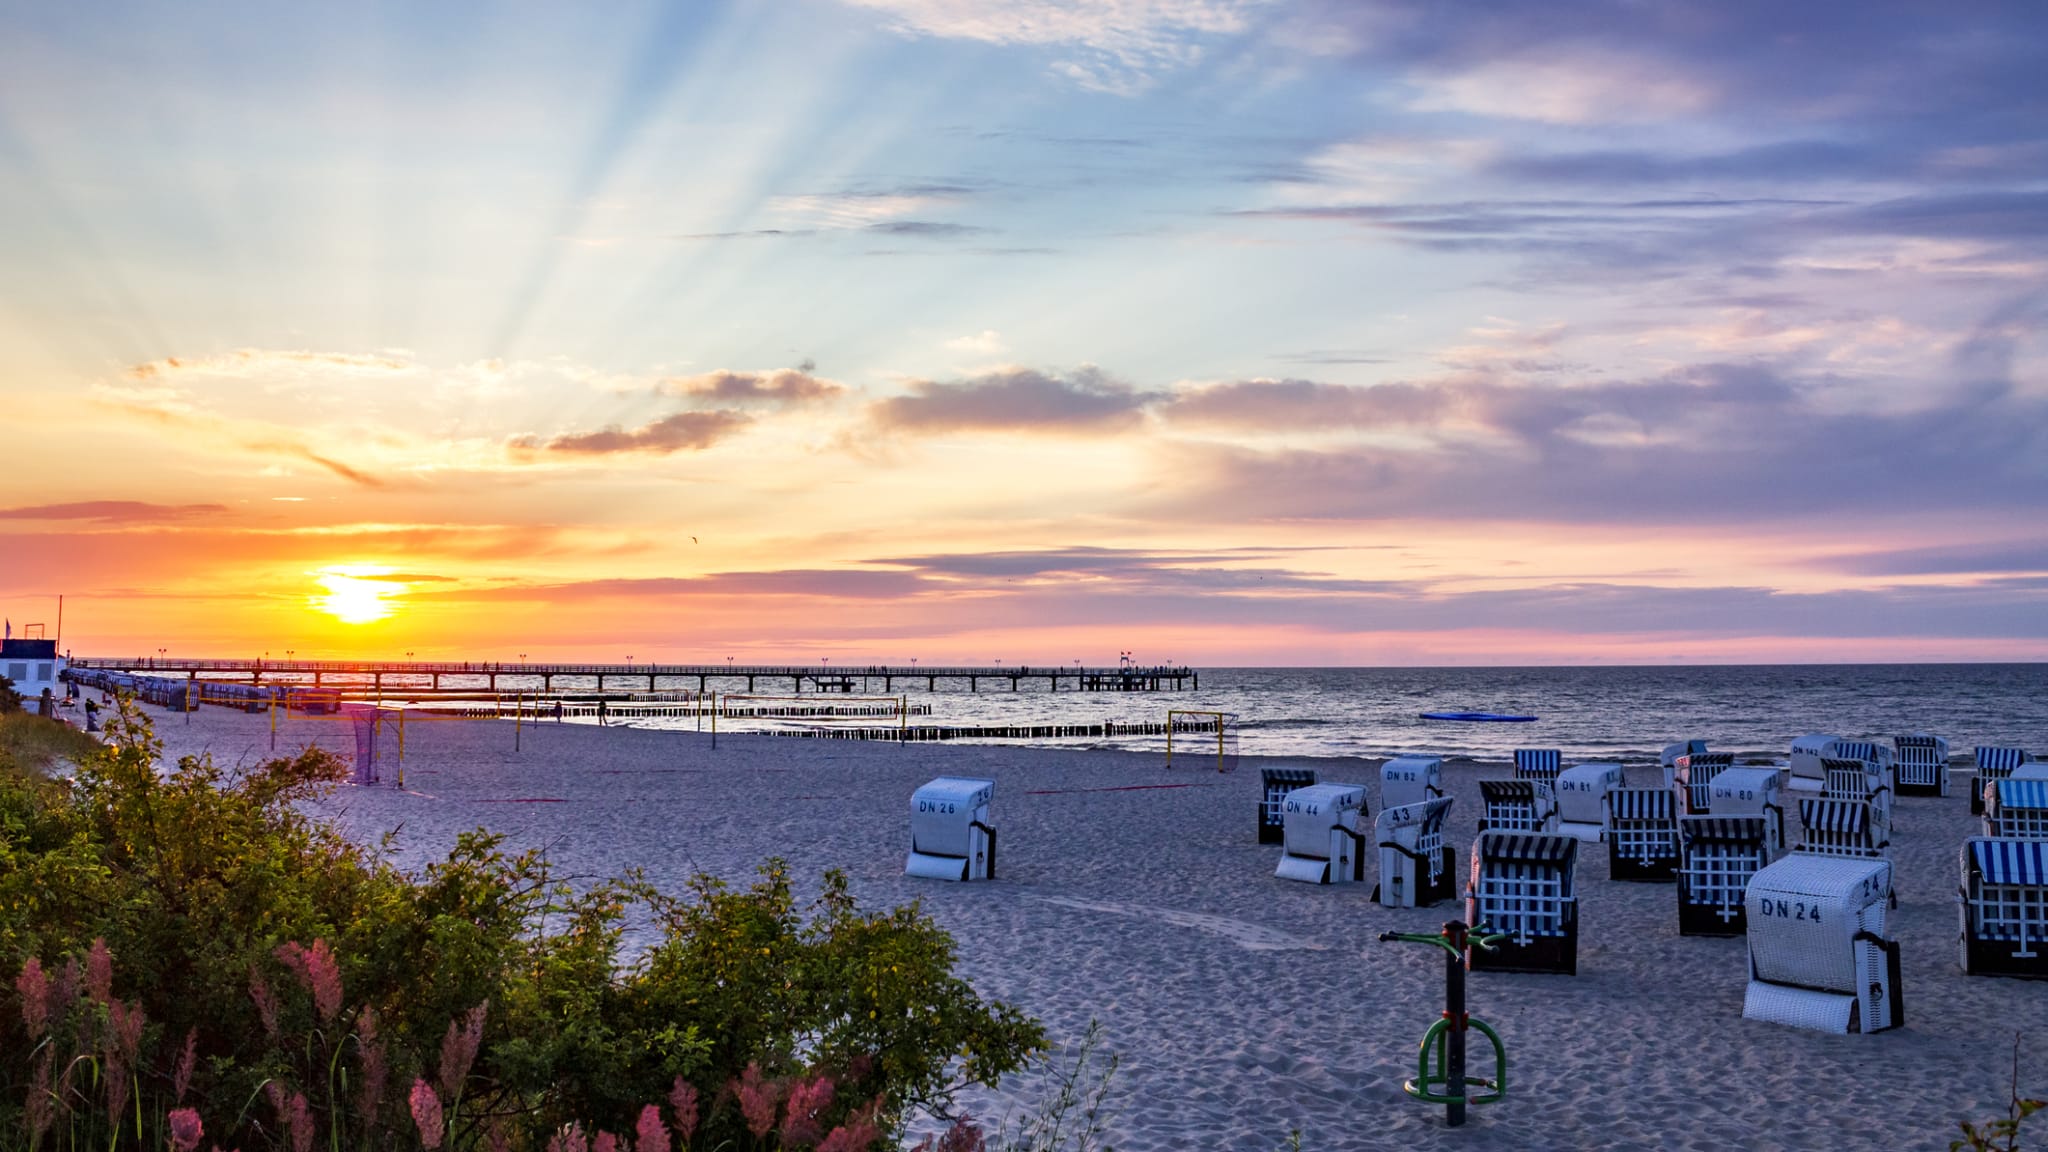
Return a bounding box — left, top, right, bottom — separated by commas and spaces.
0, 700, 1044, 1150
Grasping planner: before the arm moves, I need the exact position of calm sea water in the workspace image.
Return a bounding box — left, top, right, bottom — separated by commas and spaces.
626, 664, 2048, 764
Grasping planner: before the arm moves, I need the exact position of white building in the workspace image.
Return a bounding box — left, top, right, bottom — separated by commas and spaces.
2, 636, 67, 711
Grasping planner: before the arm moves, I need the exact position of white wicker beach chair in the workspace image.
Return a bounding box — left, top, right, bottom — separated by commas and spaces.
1513, 748, 1562, 786
1555, 762, 1624, 842
1275, 783, 1370, 885
1467, 833, 1579, 974
1987, 780, 2048, 841
1709, 767, 1787, 856
1789, 734, 1840, 791
1373, 796, 1456, 908
1606, 788, 1679, 881
1893, 733, 1950, 798
1972, 747, 2030, 816
1678, 815, 1768, 936
1480, 779, 1559, 833
1742, 854, 1900, 1033
1381, 755, 1444, 811
1673, 752, 1735, 815
1796, 797, 1889, 860
1258, 767, 1318, 844
1958, 838, 2048, 979
906, 777, 997, 881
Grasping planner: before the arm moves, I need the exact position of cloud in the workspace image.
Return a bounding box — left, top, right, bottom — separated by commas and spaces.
1150, 352, 2048, 523
659, 369, 843, 407
412, 569, 927, 601
0, 501, 229, 523
1818, 542, 2048, 577
125, 349, 415, 382
1406, 49, 1715, 126
513, 410, 753, 456
842, 0, 1268, 92
870, 366, 1161, 435
868, 220, 990, 237
292, 449, 387, 488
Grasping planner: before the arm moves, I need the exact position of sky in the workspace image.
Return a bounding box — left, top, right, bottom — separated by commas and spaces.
1, 0, 2045, 665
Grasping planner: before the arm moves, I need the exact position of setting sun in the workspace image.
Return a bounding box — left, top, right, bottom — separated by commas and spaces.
312, 566, 399, 625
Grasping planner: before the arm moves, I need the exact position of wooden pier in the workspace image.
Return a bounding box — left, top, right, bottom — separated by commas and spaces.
68, 657, 1198, 695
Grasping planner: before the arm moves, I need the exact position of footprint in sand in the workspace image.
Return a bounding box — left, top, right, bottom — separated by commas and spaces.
1027, 895, 1327, 952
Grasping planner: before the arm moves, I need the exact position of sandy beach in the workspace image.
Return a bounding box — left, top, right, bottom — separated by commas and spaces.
146, 706, 2044, 1152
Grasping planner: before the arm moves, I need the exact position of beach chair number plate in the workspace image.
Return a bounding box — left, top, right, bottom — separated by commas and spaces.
918, 800, 961, 814
1757, 899, 1822, 924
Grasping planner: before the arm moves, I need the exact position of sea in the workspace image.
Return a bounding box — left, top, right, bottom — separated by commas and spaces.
627, 664, 2048, 764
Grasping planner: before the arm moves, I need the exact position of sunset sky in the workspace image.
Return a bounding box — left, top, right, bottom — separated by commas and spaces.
2, 0, 2044, 664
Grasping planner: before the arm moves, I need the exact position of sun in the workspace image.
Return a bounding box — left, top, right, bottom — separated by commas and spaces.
312, 565, 400, 625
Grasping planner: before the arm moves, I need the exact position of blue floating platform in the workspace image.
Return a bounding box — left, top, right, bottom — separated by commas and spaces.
1420, 711, 1538, 723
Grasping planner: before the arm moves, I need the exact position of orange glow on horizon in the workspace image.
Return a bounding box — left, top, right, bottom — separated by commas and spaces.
311, 566, 400, 625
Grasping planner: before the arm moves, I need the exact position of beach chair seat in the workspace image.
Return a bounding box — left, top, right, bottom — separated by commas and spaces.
1660, 740, 1709, 789
1709, 767, 1787, 855
1606, 788, 1679, 881
1258, 767, 1318, 844
1678, 816, 1768, 936
906, 777, 997, 882
1513, 748, 1562, 786
1556, 762, 1624, 842
1958, 838, 2048, 979
1972, 747, 2030, 816
1987, 780, 2048, 841
1795, 797, 1889, 860
1467, 833, 1579, 974
1742, 854, 1900, 1033
1380, 755, 1444, 811
1373, 796, 1456, 908
1274, 783, 1369, 885
1479, 779, 1558, 834
1673, 752, 1735, 815
1892, 733, 1950, 798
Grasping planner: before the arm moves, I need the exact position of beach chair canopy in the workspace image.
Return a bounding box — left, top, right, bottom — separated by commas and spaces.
1971, 838, 2048, 885
1609, 788, 1674, 820
1514, 748, 1562, 781
909, 777, 995, 859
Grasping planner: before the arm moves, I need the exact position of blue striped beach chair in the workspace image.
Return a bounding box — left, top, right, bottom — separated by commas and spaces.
1678, 815, 1768, 936
1987, 780, 2048, 841
1796, 797, 1889, 859
1892, 733, 1950, 798
1605, 788, 1678, 881
1674, 752, 1735, 815
1513, 748, 1562, 786
1974, 746, 2031, 816
1480, 779, 1558, 833
1959, 838, 2048, 979
1820, 757, 1891, 842
1373, 796, 1456, 908
1467, 833, 1579, 974
1258, 767, 1318, 844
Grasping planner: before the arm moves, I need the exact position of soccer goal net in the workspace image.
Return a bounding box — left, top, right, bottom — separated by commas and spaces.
1166, 710, 1240, 774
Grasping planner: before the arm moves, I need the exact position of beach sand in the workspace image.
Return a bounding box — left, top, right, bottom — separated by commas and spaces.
147, 708, 2045, 1151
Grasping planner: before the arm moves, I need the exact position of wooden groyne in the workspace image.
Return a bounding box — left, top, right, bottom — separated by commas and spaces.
766, 718, 1226, 742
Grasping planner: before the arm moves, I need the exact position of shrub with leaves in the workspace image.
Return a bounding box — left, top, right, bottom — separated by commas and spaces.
0, 700, 1045, 1149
